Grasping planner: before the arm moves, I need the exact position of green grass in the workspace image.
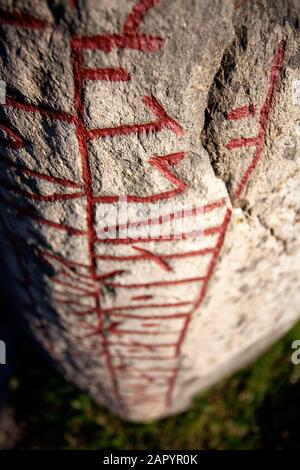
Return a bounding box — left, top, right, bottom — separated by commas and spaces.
5, 319, 300, 449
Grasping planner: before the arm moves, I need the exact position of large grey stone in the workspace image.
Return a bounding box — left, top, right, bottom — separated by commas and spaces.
0, 0, 299, 421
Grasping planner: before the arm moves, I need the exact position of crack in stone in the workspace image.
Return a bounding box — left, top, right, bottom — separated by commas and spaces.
201, 23, 248, 208
257, 214, 288, 253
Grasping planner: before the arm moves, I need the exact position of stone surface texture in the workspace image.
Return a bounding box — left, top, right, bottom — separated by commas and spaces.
0, 0, 299, 421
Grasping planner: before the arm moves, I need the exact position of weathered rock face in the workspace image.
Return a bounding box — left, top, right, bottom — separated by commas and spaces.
0, 0, 299, 421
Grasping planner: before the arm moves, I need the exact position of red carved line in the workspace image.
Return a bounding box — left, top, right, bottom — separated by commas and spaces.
81, 68, 131, 81
69, 13, 162, 370
97, 247, 215, 262
226, 136, 259, 150
204, 198, 227, 212
126, 392, 150, 398
121, 377, 160, 385
95, 151, 186, 203
124, 401, 165, 407
72, 47, 97, 279
123, 0, 161, 34
123, 394, 166, 402
0, 153, 81, 188
102, 198, 226, 241
111, 354, 176, 361
71, 320, 98, 330
204, 225, 225, 236
0, 196, 83, 237
87, 96, 183, 140
259, 42, 285, 130
125, 385, 149, 391
115, 366, 177, 373
0, 124, 25, 149
69, 0, 78, 9
227, 104, 257, 120
96, 198, 225, 256
96, 223, 221, 244
17, 210, 86, 236
55, 269, 95, 289
95, 223, 222, 244
70, 309, 97, 317
79, 329, 102, 340
147, 151, 186, 201
68, 329, 98, 340
117, 387, 162, 394
127, 391, 158, 398
133, 246, 172, 272
124, 397, 165, 405
53, 297, 95, 308
0, 180, 84, 202
166, 208, 232, 406
51, 278, 96, 296
96, 199, 225, 243
97, 201, 210, 238
96, 196, 221, 239
71, 42, 125, 410
122, 375, 170, 382
108, 341, 175, 349
123, 387, 164, 394
144, 95, 183, 135
104, 275, 206, 289
109, 312, 189, 320
95, 269, 126, 281
126, 397, 162, 410
192, 211, 231, 311
131, 295, 153, 301
71, 331, 104, 341
22, 170, 80, 189
0, 9, 48, 30
61, 320, 93, 332
52, 288, 96, 299
123, 387, 166, 394
72, 34, 164, 53
233, 41, 285, 201
38, 250, 90, 270
103, 301, 190, 313
120, 375, 155, 382
5, 98, 76, 124
40, 251, 97, 289
124, 395, 165, 403
110, 328, 180, 336
123, 400, 166, 406
99, 197, 221, 239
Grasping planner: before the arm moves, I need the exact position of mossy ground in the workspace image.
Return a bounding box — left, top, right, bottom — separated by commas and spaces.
4, 319, 300, 449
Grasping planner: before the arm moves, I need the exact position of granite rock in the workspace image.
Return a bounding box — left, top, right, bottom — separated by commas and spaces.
0, 0, 299, 421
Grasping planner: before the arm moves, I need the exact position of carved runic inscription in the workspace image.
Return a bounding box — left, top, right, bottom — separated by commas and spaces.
0, 0, 285, 420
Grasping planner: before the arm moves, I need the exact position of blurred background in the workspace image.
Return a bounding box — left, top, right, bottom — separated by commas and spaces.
1, 291, 300, 450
